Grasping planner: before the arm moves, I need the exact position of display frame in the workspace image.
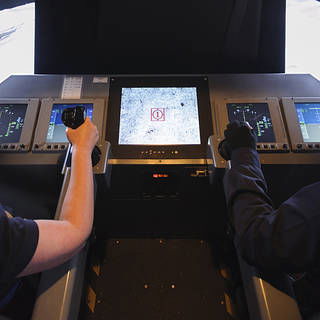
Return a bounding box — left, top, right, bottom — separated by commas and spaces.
106, 76, 213, 160
33, 98, 106, 152
215, 97, 289, 152
282, 97, 320, 152
0, 98, 39, 152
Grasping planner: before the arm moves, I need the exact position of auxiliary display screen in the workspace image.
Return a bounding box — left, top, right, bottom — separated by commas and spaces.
227, 102, 276, 142
118, 87, 201, 145
295, 103, 320, 142
46, 103, 93, 143
0, 103, 27, 143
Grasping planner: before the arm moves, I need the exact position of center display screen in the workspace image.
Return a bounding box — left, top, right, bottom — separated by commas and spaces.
227, 103, 276, 142
0, 103, 27, 143
46, 103, 93, 143
118, 87, 201, 145
295, 103, 320, 142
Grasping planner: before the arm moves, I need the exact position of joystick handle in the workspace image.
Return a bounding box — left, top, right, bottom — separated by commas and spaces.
62, 106, 101, 167
62, 106, 86, 129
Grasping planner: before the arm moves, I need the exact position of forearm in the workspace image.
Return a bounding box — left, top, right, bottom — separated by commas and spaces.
224, 149, 320, 272
224, 148, 272, 209
60, 147, 94, 241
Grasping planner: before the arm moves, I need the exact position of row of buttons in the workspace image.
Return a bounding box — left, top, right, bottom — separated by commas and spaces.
140, 150, 180, 157
257, 143, 289, 151
0, 144, 26, 150
33, 144, 67, 151
295, 143, 320, 151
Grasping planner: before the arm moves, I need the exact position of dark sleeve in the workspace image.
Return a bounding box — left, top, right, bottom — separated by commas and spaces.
0, 209, 39, 282
223, 147, 320, 273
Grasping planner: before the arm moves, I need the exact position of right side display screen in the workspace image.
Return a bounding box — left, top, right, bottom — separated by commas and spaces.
294, 103, 320, 142
227, 103, 276, 142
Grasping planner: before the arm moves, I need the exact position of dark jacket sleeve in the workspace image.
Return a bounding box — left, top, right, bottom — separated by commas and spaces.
223, 147, 320, 273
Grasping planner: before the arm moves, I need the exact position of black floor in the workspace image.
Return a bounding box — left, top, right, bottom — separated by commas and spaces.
81, 238, 229, 320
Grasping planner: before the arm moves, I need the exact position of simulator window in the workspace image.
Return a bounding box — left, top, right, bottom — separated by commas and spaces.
227, 103, 276, 142
0, 103, 27, 143
46, 103, 93, 143
0, 3, 35, 84
118, 87, 201, 145
295, 103, 320, 142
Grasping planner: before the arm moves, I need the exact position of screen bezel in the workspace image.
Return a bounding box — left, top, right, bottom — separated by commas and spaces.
216, 97, 288, 145
106, 77, 213, 159
33, 98, 106, 151
0, 99, 39, 150
282, 97, 320, 148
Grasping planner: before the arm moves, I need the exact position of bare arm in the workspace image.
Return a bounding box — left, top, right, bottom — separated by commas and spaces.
19, 118, 98, 276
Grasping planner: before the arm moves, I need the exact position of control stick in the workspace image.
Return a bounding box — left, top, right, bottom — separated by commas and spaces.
62, 106, 101, 166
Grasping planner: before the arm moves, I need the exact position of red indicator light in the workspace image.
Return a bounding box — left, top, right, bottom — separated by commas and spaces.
152, 173, 169, 178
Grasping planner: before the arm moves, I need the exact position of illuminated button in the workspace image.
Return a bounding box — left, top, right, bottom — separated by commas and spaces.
174, 150, 179, 154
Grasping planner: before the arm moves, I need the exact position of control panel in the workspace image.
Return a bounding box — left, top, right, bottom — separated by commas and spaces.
33, 98, 105, 152
214, 97, 289, 153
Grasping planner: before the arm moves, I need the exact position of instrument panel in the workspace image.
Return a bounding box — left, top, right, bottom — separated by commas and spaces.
0, 74, 320, 167
215, 97, 289, 153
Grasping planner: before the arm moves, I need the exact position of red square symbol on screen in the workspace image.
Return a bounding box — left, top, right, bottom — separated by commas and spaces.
151, 108, 165, 121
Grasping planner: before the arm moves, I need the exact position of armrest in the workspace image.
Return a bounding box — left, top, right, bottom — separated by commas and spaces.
31, 168, 87, 320
31, 247, 88, 320
237, 253, 302, 320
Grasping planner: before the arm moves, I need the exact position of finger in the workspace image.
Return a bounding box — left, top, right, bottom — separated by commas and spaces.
244, 121, 253, 130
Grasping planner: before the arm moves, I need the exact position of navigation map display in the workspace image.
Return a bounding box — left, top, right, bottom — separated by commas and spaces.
118, 87, 201, 145
46, 103, 93, 143
227, 103, 276, 142
0, 103, 27, 143
295, 103, 320, 142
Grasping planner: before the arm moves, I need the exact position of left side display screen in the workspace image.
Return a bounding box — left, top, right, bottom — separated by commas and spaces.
46, 103, 93, 143
227, 103, 276, 142
0, 104, 27, 143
